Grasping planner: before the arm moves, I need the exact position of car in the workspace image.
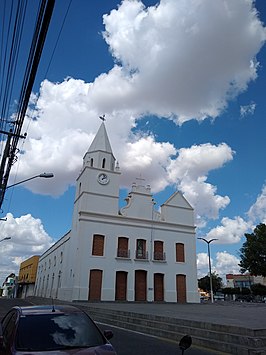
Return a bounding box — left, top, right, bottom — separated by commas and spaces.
0, 304, 117, 354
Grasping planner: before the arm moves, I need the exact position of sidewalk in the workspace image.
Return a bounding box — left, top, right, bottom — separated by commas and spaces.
29, 297, 266, 329
73, 300, 266, 329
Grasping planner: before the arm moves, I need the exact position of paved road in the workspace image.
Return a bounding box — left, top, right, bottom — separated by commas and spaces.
97, 322, 226, 355
0, 298, 226, 354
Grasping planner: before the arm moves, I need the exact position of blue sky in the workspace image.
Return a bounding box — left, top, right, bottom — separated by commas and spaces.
0, 0, 266, 284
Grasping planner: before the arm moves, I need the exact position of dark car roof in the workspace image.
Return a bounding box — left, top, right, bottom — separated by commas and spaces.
13, 304, 84, 316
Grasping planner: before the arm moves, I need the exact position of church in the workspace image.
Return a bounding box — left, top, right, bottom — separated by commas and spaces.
35, 121, 199, 303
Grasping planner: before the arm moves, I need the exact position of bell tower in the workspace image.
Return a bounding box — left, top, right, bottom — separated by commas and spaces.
73, 118, 121, 218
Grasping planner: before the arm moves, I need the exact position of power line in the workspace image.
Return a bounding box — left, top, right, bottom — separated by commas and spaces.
0, 0, 55, 210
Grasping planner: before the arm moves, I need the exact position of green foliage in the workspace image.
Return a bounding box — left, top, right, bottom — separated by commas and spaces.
239, 223, 266, 276
222, 287, 241, 295
222, 287, 251, 295
241, 287, 251, 295
198, 272, 223, 293
222, 287, 238, 295
251, 283, 266, 296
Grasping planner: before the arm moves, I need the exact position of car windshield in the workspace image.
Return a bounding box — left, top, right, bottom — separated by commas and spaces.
15, 312, 106, 351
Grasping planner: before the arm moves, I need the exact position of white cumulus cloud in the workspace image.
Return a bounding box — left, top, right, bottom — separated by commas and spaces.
13, 0, 265, 198
103, 0, 266, 123
168, 143, 234, 225
0, 213, 54, 284
248, 183, 266, 224
240, 102, 256, 117
215, 251, 241, 277
206, 216, 251, 244
197, 251, 241, 281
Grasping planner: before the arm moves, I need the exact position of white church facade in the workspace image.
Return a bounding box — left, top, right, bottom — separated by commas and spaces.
35, 122, 199, 303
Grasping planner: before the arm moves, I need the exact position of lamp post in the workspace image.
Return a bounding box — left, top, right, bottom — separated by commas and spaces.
6, 173, 54, 189
0, 237, 11, 242
198, 237, 218, 303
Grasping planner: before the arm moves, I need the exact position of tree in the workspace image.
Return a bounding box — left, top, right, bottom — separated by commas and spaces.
222, 287, 239, 295
239, 223, 266, 276
251, 283, 266, 296
198, 273, 223, 293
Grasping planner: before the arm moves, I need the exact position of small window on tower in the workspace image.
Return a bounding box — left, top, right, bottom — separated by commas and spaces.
102, 158, 106, 168
90, 158, 93, 167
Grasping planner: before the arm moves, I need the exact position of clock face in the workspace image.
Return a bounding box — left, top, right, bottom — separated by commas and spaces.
97, 173, 109, 185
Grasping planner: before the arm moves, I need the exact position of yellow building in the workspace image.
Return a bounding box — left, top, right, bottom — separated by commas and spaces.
18, 255, 40, 298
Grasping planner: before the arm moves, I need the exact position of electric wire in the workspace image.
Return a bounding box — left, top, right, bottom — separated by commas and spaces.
44, 0, 73, 79
0, 0, 15, 133
1, 0, 71, 213
0, 0, 55, 210
3, 1, 28, 134
0, 0, 27, 134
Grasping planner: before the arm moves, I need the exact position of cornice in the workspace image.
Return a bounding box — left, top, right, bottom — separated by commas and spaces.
78, 211, 196, 234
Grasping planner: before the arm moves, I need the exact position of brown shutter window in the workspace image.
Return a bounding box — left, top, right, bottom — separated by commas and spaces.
92, 234, 105, 256
176, 243, 185, 262
117, 237, 129, 258
154, 241, 164, 260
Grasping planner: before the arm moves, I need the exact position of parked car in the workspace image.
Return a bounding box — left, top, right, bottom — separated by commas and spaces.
0, 304, 117, 354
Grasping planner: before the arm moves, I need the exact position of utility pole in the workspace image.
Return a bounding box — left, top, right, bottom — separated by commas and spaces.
0, 130, 26, 208
0, 0, 55, 211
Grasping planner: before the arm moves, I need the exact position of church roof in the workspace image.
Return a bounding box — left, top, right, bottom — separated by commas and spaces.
88, 122, 113, 154
162, 191, 193, 209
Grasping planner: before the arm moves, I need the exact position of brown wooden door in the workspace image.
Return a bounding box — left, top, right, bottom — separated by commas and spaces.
88, 269, 102, 301
154, 273, 164, 301
176, 274, 186, 303
135, 270, 147, 301
115, 271, 127, 300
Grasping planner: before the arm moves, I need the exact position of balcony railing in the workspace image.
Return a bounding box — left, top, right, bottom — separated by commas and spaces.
153, 251, 166, 261
117, 249, 130, 258
135, 251, 149, 260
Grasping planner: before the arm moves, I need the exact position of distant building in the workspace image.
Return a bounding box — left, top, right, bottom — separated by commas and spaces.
226, 273, 266, 289
17, 255, 40, 298
35, 121, 199, 303
2, 273, 17, 298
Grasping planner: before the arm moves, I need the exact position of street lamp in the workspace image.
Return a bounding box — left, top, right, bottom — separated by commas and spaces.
6, 173, 54, 189
0, 237, 11, 242
198, 237, 218, 303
